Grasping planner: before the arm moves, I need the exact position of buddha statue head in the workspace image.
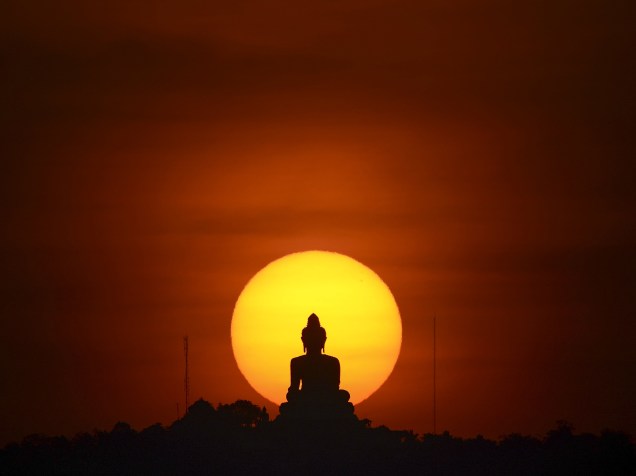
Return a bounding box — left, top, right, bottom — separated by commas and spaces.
301, 313, 327, 354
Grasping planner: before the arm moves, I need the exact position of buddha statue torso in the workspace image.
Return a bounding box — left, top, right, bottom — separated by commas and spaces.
290, 353, 340, 394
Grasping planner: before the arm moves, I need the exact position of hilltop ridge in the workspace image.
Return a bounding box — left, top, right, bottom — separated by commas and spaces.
1, 398, 634, 476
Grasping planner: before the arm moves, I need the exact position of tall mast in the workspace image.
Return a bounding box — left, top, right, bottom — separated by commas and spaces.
184, 336, 190, 414
433, 315, 437, 435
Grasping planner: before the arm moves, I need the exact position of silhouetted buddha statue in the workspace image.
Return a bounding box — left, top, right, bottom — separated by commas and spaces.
279, 314, 354, 421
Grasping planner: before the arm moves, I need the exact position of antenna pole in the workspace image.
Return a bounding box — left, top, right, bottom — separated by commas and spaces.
433, 315, 437, 435
184, 336, 190, 414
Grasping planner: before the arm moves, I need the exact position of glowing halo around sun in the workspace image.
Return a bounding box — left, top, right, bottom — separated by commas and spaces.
231, 250, 402, 405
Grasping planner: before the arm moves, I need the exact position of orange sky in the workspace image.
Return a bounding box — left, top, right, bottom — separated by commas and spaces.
1, 1, 635, 445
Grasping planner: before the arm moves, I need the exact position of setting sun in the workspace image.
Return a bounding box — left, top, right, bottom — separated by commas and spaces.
231, 251, 402, 405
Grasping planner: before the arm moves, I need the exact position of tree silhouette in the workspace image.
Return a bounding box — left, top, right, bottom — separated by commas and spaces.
2, 401, 634, 476
217, 400, 267, 427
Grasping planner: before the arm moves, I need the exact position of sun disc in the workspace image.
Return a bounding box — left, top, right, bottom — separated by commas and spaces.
231, 251, 402, 405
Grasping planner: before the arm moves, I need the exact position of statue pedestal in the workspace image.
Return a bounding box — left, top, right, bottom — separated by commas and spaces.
278, 389, 356, 423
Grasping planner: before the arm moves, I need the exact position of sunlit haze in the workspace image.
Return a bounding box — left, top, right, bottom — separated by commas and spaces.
1, 0, 634, 447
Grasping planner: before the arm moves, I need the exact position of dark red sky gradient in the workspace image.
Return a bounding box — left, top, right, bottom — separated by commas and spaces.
2, 1, 635, 445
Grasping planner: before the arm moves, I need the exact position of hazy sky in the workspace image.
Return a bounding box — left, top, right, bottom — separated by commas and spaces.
1, 1, 635, 444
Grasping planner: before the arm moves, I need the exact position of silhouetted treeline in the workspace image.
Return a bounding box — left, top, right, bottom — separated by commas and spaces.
1, 400, 634, 476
